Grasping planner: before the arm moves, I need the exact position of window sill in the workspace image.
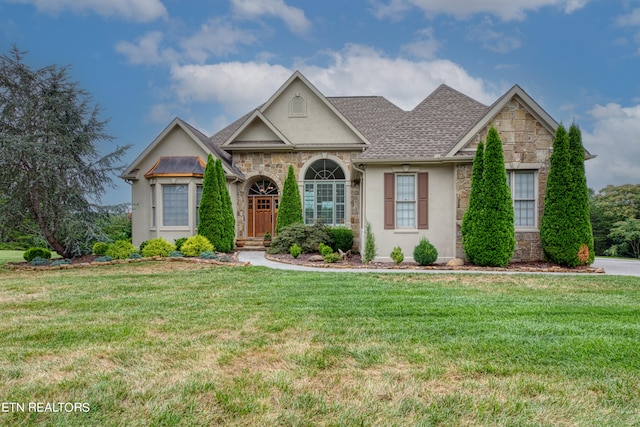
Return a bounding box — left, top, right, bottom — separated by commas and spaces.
393, 229, 420, 234
515, 228, 539, 233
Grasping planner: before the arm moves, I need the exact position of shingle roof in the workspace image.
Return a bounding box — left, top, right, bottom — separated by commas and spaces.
327, 96, 407, 144
357, 84, 488, 160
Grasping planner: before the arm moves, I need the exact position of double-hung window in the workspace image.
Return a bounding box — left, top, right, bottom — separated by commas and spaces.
508, 171, 536, 228
396, 175, 416, 228
384, 172, 428, 230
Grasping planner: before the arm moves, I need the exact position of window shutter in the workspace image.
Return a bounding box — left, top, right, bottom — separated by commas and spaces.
417, 172, 428, 229
384, 173, 395, 229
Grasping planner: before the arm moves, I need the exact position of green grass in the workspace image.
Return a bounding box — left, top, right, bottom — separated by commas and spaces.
0, 250, 25, 265
1, 262, 639, 426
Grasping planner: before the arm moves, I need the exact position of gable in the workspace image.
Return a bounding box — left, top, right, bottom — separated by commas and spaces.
223, 72, 370, 150
446, 85, 558, 159
121, 118, 243, 181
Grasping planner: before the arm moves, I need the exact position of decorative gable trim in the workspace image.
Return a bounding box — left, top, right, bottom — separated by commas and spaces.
444, 85, 558, 158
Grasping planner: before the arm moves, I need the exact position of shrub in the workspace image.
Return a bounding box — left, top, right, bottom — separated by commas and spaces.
169, 251, 184, 258
461, 141, 485, 264
323, 252, 341, 263
139, 240, 150, 253
318, 243, 333, 257
51, 259, 72, 267
363, 222, 376, 264
390, 246, 404, 264
174, 237, 188, 251
105, 240, 136, 260
218, 254, 233, 263
276, 165, 304, 233
29, 256, 50, 266
24, 247, 52, 262
200, 251, 218, 260
413, 237, 438, 266
181, 235, 214, 257
268, 223, 333, 254
92, 242, 110, 256
141, 238, 175, 257
129, 252, 142, 259
94, 256, 113, 263
290, 244, 302, 258
330, 227, 354, 252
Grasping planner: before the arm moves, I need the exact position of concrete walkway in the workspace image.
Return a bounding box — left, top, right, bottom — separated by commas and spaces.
237, 251, 640, 276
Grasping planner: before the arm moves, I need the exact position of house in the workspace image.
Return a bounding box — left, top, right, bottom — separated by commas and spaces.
121, 71, 570, 263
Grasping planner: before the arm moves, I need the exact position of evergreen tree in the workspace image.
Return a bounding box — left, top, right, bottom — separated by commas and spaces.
461, 140, 485, 264
0, 47, 129, 257
215, 158, 235, 252
276, 165, 303, 234
473, 126, 515, 267
198, 154, 222, 250
541, 125, 576, 265
568, 123, 595, 265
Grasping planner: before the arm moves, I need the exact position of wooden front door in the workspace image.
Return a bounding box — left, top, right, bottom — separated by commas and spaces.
248, 195, 278, 237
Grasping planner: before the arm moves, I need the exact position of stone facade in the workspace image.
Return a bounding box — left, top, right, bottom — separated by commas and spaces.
232, 150, 363, 245
455, 98, 554, 262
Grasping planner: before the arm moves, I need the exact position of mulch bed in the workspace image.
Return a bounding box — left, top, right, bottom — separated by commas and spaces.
266, 252, 606, 274
4, 253, 248, 271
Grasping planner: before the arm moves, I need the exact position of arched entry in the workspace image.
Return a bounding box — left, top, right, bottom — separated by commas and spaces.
247, 178, 279, 237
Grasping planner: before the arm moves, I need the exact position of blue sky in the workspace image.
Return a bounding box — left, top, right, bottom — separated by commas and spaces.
1, 0, 640, 205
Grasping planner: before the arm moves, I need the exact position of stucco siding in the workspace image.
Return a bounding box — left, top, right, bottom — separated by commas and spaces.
363, 164, 456, 263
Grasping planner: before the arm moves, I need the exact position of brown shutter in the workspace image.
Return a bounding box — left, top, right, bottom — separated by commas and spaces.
384, 173, 395, 229
417, 172, 428, 229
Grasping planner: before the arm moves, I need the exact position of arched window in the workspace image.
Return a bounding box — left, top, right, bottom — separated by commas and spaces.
249, 179, 278, 195
303, 159, 346, 226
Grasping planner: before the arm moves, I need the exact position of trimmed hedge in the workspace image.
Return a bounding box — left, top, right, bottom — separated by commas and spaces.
181, 235, 214, 257
141, 238, 175, 257
413, 237, 438, 266
268, 223, 333, 254
24, 247, 52, 262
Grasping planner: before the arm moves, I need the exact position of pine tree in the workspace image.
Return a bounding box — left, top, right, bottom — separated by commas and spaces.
461, 140, 485, 264
473, 126, 515, 267
276, 165, 303, 234
198, 154, 222, 250
215, 158, 235, 252
541, 124, 576, 265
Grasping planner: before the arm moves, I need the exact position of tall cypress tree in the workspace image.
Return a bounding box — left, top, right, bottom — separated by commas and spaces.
276, 164, 303, 234
473, 126, 515, 267
567, 124, 595, 265
198, 154, 222, 250
215, 158, 235, 252
541, 124, 574, 265
461, 141, 485, 264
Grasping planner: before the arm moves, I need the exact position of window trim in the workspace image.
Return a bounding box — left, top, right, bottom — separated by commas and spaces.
384, 172, 428, 230
395, 173, 417, 229
508, 170, 538, 230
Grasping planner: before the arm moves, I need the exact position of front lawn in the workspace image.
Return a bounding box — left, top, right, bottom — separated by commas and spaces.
0, 250, 25, 266
1, 262, 639, 425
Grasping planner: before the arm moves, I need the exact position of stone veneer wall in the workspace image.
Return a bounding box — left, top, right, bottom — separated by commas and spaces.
232, 150, 362, 246
455, 98, 554, 262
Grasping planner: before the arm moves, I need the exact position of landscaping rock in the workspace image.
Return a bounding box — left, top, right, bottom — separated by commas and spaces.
446, 258, 465, 267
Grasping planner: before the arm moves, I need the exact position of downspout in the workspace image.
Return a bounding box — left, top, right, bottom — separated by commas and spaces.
352, 162, 366, 255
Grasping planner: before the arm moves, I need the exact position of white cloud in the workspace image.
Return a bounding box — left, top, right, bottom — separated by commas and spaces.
180, 18, 257, 63
401, 27, 441, 59
303, 44, 495, 109
170, 61, 292, 115
231, 0, 311, 35
372, 0, 590, 21
466, 19, 522, 53
583, 103, 640, 191
168, 44, 495, 118
616, 8, 640, 27
115, 31, 177, 65
7, 0, 167, 22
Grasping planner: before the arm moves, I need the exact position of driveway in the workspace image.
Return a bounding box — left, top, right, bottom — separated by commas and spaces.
238, 252, 640, 277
